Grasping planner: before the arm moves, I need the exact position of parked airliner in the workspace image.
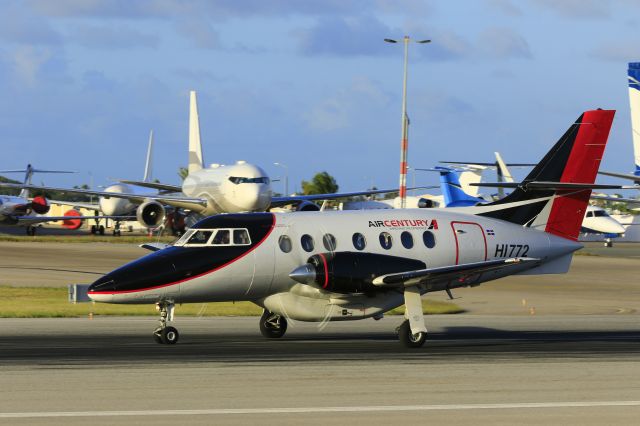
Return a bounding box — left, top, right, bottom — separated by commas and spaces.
1, 92, 409, 231
88, 109, 615, 347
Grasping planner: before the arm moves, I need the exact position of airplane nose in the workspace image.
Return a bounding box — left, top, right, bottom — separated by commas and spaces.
88, 252, 178, 298
606, 220, 626, 235
238, 184, 266, 211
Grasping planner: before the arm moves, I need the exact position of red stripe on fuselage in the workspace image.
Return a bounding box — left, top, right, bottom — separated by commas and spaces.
544, 110, 615, 240
89, 214, 276, 295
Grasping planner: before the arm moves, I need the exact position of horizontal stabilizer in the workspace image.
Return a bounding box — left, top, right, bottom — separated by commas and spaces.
372, 257, 540, 288
591, 194, 640, 204
471, 181, 624, 190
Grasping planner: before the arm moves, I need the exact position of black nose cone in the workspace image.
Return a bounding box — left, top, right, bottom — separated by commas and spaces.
88, 251, 178, 295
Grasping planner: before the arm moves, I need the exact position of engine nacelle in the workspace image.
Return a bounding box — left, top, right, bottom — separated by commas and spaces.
417, 198, 434, 208
136, 200, 166, 228
30, 196, 50, 214
290, 252, 425, 294
62, 209, 82, 230
296, 201, 320, 211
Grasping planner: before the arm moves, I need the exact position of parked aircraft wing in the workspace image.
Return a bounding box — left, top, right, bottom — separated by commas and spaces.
590, 194, 640, 204
16, 215, 135, 226
372, 257, 540, 288
47, 199, 101, 211
598, 170, 640, 181
0, 183, 208, 212
269, 187, 439, 208
118, 180, 182, 193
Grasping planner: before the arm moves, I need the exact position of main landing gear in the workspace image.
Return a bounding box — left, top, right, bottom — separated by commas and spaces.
153, 301, 179, 345
90, 224, 105, 235
25, 226, 36, 236
398, 287, 428, 348
259, 310, 288, 338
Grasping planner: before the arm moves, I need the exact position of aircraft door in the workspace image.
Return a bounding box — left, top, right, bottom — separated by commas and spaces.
245, 237, 274, 299
451, 221, 487, 264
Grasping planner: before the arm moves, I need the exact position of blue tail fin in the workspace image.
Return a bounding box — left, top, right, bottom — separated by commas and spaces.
437, 167, 484, 207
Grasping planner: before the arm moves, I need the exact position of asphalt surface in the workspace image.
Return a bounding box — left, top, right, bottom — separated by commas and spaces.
1, 316, 639, 425
0, 241, 639, 424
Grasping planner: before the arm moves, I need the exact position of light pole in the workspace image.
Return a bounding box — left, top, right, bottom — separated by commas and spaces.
384, 36, 430, 208
273, 162, 289, 196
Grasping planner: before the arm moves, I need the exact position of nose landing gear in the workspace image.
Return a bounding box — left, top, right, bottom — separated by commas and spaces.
153, 301, 179, 344
259, 310, 288, 338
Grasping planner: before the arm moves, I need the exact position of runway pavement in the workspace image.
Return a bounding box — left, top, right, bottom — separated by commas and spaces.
0, 242, 639, 424
0, 316, 639, 425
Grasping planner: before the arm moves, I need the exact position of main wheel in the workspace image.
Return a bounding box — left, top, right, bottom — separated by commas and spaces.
161, 326, 179, 344
98, 225, 105, 235
259, 311, 287, 338
398, 320, 426, 348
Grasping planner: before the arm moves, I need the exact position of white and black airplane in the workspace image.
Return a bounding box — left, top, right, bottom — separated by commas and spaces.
1, 91, 417, 231
88, 109, 615, 348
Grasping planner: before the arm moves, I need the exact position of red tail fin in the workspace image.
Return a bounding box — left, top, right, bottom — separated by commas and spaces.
544, 109, 615, 240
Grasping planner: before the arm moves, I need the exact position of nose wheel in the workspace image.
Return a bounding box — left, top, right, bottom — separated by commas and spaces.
259, 310, 287, 338
154, 302, 179, 344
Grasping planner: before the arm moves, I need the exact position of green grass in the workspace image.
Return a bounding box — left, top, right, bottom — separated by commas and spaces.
0, 286, 463, 318
0, 235, 175, 244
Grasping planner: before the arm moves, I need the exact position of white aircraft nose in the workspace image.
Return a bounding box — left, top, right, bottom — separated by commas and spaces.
236, 184, 266, 211
601, 218, 626, 235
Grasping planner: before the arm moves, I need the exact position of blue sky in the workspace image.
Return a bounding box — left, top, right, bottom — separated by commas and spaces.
1, 0, 639, 193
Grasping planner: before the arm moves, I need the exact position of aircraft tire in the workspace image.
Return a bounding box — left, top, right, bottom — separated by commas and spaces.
161, 326, 179, 345
259, 310, 287, 338
398, 320, 426, 348
98, 225, 105, 236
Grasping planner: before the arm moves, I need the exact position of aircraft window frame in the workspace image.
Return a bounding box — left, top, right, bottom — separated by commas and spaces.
233, 229, 251, 245
423, 231, 436, 249
186, 230, 214, 246
174, 229, 196, 246
228, 176, 270, 185
301, 234, 315, 252
279, 235, 292, 253
323, 233, 337, 251
400, 231, 414, 249
379, 232, 393, 250
211, 229, 231, 245
352, 232, 366, 251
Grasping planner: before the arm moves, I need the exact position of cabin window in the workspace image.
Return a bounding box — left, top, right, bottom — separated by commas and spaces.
352, 233, 366, 251
187, 230, 213, 245
301, 234, 314, 252
323, 234, 337, 251
233, 229, 251, 245
212, 230, 231, 245
279, 235, 292, 253
379, 232, 392, 250
423, 231, 436, 249
401, 231, 414, 249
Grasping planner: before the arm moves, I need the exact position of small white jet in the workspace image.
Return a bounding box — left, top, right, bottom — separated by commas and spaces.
2, 92, 409, 231
88, 109, 615, 347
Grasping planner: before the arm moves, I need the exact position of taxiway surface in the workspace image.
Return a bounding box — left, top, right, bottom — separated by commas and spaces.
1, 316, 639, 425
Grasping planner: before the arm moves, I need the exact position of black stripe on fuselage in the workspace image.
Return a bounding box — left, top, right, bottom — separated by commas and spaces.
89, 213, 274, 294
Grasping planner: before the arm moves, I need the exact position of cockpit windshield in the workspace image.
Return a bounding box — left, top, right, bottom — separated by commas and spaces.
228, 176, 270, 185
173, 228, 252, 247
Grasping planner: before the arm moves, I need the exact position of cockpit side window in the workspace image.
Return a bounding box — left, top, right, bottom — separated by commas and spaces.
228, 176, 270, 185
594, 210, 607, 217
212, 229, 231, 245
586, 211, 593, 217
174, 229, 195, 246
233, 229, 251, 245
187, 230, 213, 245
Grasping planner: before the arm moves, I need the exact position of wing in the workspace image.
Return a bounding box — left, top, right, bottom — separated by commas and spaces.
470, 181, 624, 190
598, 170, 640, 181
269, 187, 439, 208
372, 257, 540, 289
590, 195, 640, 204
47, 199, 101, 211
0, 183, 208, 212
118, 180, 182, 193
16, 215, 135, 226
